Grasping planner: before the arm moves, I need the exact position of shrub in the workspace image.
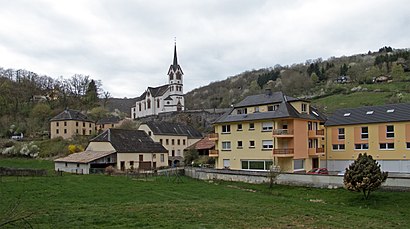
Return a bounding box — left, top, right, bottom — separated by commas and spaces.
344, 153, 388, 199
105, 166, 115, 176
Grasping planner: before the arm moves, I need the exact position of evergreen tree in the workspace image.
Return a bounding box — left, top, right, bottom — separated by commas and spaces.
344, 153, 388, 199
85, 80, 99, 108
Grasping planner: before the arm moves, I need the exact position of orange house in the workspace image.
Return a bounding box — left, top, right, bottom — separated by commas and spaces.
211, 91, 326, 173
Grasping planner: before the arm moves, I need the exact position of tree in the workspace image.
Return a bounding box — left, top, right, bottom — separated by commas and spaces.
310, 73, 319, 83
391, 63, 406, 81
183, 149, 199, 165
344, 153, 388, 199
84, 79, 99, 108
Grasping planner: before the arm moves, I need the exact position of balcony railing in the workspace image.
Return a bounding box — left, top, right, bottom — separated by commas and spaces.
308, 129, 325, 138
208, 133, 218, 141
272, 129, 294, 136
272, 148, 294, 156
209, 150, 219, 157
309, 147, 325, 155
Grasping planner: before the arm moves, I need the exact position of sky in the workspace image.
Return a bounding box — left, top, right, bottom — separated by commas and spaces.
0, 0, 409, 98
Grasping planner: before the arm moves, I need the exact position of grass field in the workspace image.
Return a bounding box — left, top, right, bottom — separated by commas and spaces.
1, 158, 410, 228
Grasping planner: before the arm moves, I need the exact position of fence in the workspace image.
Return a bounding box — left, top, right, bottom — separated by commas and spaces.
0, 167, 47, 176
184, 167, 410, 191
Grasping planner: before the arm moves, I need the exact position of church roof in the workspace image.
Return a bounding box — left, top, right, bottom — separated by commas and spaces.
135, 85, 169, 102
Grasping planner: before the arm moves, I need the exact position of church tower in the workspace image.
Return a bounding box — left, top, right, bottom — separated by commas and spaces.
167, 42, 184, 111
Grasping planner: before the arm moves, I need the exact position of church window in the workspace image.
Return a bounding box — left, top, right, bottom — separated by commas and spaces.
147, 99, 151, 109
176, 72, 181, 80
170, 74, 174, 81
157, 99, 160, 108
138, 103, 142, 111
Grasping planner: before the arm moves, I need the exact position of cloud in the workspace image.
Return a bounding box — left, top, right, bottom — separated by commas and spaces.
0, 0, 409, 98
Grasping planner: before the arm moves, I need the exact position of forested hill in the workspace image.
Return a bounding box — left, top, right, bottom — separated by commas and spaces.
185, 46, 410, 114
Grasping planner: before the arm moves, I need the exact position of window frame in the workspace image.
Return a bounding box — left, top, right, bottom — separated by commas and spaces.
380, 143, 394, 150
262, 140, 273, 150
237, 141, 243, 149
332, 144, 345, 151
338, 128, 345, 140
355, 143, 369, 150
222, 125, 231, 133
361, 126, 369, 139
249, 140, 255, 148
249, 123, 255, 130
262, 122, 273, 132
386, 125, 395, 138
222, 141, 231, 151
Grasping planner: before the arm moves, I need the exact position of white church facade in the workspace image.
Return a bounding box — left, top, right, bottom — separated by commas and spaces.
131, 43, 185, 119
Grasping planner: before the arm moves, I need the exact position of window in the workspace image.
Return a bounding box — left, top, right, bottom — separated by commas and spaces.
65, 162, 67, 167
172, 139, 175, 145
76, 129, 79, 134
262, 140, 273, 149
222, 125, 231, 133
76, 122, 78, 127
64, 122, 67, 126
380, 143, 394, 150
160, 139, 163, 145
366, 111, 374, 115
237, 141, 243, 148
262, 122, 273, 131
338, 128, 345, 140
386, 125, 394, 138
361, 127, 369, 139
237, 124, 243, 131
222, 141, 231, 150
332, 144, 345, 151
355, 143, 369, 150
172, 150, 175, 156
56, 122, 59, 127
223, 159, 230, 169
268, 105, 279, 111
177, 139, 180, 145
237, 108, 247, 114
254, 107, 259, 112
183, 139, 186, 145
130, 161, 134, 168
249, 140, 255, 148
56, 129, 59, 134
160, 154, 164, 162
138, 103, 142, 111
241, 160, 273, 171
89, 130, 92, 135
64, 129, 67, 134
249, 123, 255, 130
89, 123, 92, 128
166, 139, 169, 145
294, 159, 305, 170
77, 163, 80, 168
301, 103, 307, 113
83, 122, 85, 127
407, 142, 410, 149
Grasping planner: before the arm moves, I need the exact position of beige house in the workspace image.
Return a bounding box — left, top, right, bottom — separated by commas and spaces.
138, 121, 202, 166
50, 109, 95, 139
54, 129, 168, 173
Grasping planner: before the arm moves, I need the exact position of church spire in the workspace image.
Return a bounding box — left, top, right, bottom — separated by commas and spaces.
173, 39, 178, 67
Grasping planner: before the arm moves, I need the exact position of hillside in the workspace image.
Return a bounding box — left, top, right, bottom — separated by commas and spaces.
185, 46, 410, 114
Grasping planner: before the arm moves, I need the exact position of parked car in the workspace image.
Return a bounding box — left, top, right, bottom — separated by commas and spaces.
337, 170, 346, 176
307, 168, 329, 175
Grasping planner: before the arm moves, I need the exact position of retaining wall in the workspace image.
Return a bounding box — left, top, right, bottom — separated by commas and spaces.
184, 167, 410, 190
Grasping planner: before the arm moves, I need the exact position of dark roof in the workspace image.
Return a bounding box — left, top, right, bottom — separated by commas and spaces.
90, 129, 167, 153
96, 116, 121, 125
50, 109, 93, 122
234, 91, 302, 108
135, 85, 169, 102
168, 43, 184, 73
325, 103, 410, 126
214, 101, 324, 124
142, 121, 202, 138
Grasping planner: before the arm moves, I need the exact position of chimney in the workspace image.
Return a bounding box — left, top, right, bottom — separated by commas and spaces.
265, 88, 272, 96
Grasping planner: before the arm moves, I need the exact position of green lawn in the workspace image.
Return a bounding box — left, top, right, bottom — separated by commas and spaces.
1, 158, 410, 228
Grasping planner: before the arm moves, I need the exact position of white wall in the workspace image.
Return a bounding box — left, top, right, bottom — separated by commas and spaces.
55, 162, 89, 174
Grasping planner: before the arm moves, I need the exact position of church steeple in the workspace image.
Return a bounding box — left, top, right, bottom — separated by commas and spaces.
173, 41, 178, 67
167, 39, 184, 95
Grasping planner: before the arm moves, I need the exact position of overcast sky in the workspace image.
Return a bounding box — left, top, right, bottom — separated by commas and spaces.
0, 0, 408, 98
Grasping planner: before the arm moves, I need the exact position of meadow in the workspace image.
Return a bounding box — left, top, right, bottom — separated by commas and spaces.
1, 158, 410, 228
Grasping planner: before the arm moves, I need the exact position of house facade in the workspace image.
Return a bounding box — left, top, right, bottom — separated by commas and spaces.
324, 103, 410, 173
54, 129, 168, 173
96, 116, 127, 132
50, 109, 95, 139
210, 91, 326, 173
131, 43, 184, 119
138, 121, 202, 165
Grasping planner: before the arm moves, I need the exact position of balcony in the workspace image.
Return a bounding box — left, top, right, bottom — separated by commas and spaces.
308, 129, 325, 138
272, 148, 294, 157
272, 129, 294, 138
308, 147, 325, 156
208, 133, 218, 141
209, 150, 219, 157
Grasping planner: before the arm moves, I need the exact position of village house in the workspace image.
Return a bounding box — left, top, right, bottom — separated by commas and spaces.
185, 136, 216, 156
50, 109, 95, 139
324, 103, 410, 173
131, 43, 184, 119
54, 128, 168, 174
210, 90, 327, 173
138, 121, 202, 166
95, 116, 127, 132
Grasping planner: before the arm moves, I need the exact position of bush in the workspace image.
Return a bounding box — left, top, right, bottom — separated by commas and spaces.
105, 166, 115, 176
344, 153, 388, 199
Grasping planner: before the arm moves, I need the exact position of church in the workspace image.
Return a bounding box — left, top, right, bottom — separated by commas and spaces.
131, 43, 185, 119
